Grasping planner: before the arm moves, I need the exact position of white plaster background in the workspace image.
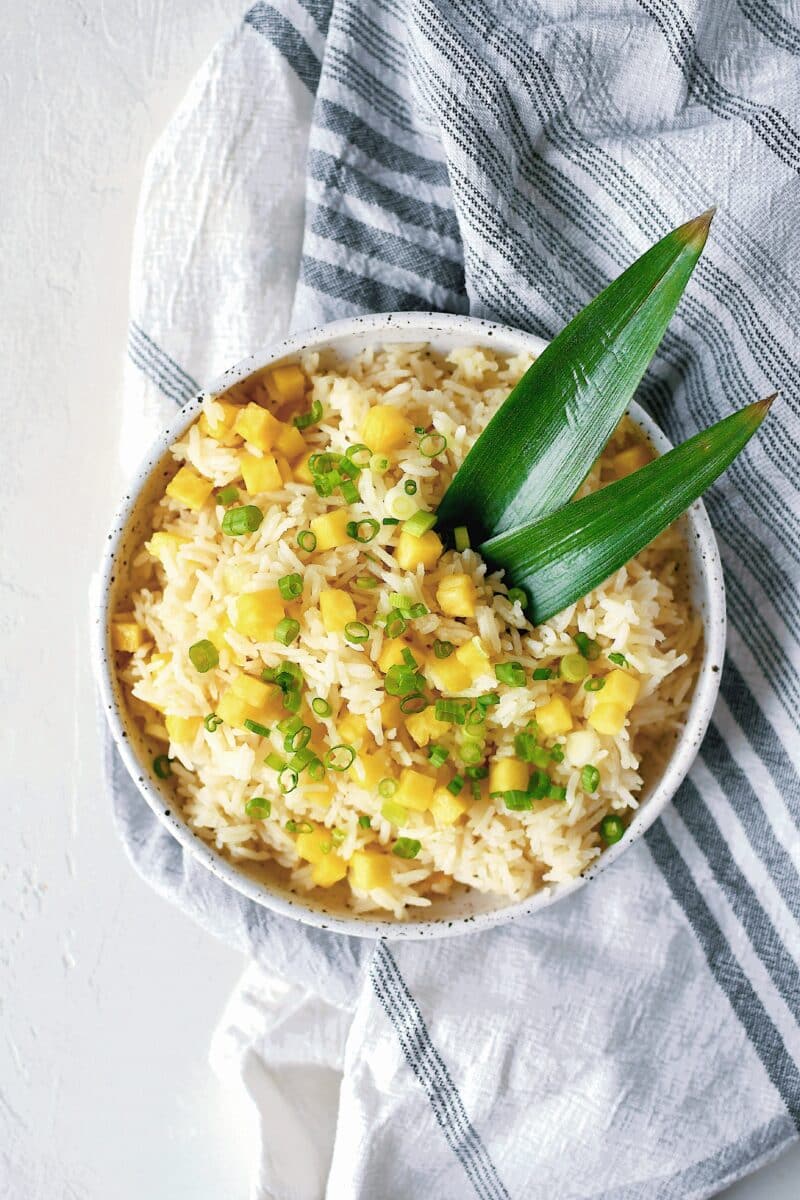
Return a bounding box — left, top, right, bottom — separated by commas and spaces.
0, 2, 797, 1196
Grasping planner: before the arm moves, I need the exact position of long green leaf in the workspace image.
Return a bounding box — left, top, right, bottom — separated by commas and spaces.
480, 398, 773, 625
437, 211, 714, 541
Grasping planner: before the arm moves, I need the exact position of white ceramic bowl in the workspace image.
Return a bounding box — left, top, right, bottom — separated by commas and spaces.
93, 312, 726, 940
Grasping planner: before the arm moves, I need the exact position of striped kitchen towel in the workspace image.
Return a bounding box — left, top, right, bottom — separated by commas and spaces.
112, 2, 800, 1196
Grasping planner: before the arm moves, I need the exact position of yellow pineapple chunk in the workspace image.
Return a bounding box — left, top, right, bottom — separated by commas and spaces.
264, 363, 307, 406
360, 404, 413, 453
273, 421, 306, 461
380, 696, 402, 732
234, 589, 285, 641
275, 455, 293, 484
395, 767, 436, 812
427, 652, 472, 694
431, 787, 469, 827
601, 669, 641, 712
311, 853, 348, 887
588, 702, 628, 736
338, 711, 369, 746
234, 402, 282, 452
165, 714, 201, 744
489, 757, 529, 794
199, 398, 240, 443
111, 617, 144, 653
310, 508, 351, 551
378, 639, 410, 674
239, 451, 282, 494
349, 849, 393, 891
294, 451, 315, 485
319, 587, 357, 633
230, 672, 272, 709
455, 636, 490, 680
296, 823, 334, 864
536, 695, 574, 737
350, 749, 389, 789
612, 444, 650, 478
145, 531, 189, 564
436, 574, 477, 618
395, 529, 443, 571
165, 466, 214, 511
405, 707, 450, 748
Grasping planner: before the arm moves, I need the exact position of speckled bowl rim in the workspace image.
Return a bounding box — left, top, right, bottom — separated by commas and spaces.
93, 311, 725, 940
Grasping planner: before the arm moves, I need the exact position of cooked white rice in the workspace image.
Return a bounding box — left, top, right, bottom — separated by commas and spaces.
113, 342, 701, 918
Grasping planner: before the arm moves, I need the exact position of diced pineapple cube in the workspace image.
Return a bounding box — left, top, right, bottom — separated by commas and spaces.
380, 696, 402, 732
273, 422, 306, 461
612, 444, 650, 478
294, 451, 315, 485
216, 688, 278, 729
395, 530, 443, 571
296, 823, 333, 864
378, 639, 410, 674
431, 787, 469, 827
536, 695, 574, 737
310, 508, 351, 551
489, 757, 529, 794
111, 618, 144, 653
405, 707, 450, 748
145, 531, 189, 564
588, 703, 628, 736
338, 711, 369, 746
165, 466, 214, 511
319, 588, 357, 633
349, 849, 393, 891
264, 363, 307, 407
564, 729, 600, 767
234, 589, 285, 641
436, 574, 477, 618
199, 398, 240, 443
395, 767, 436, 812
234, 402, 282, 451
239, 451, 282, 494
601, 670, 640, 712
165, 714, 201, 744
230, 672, 272, 709
275, 455, 293, 483
311, 853, 348, 887
360, 404, 413, 453
306, 781, 334, 809
427, 652, 472, 694
350, 749, 389, 789
455, 636, 490, 680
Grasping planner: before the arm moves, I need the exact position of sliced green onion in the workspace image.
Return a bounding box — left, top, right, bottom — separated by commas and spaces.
389, 593, 412, 612
370, 454, 390, 473
459, 739, 483, 765
382, 799, 408, 825
584, 677, 606, 692
393, 837, 421, 859
331, 828, 346, 846
358, 814, 372, 828
434, 699, 470, 725
503, 790, 533, 811
313, 474, 335, 498
354, 575, 378, 590
581, 764, 601, 792
278, 715, 303, 736
378, 778, 398, 798
278, 766, 299, 794
560, 653, 590, 683
401, 648, 418, 668
346, 518, 379, 543
297, 530, 317, 553
339, 457, 359, 481
399, 692, 428, 715
433, 639, 454, 659
307, 757, 325, 781
245, 797, 271, 818
466, 707, 486, 728
388, 492, 418, 521
548, 784, 567, 801
344, 621, 370, 644
514, 732, 538, 761
265, 752, 284, 771
402, 509, 437, 538
608, 651, 629, 667
326, 744, 356, 771
288, 745, 315, 770
528, 769, 550, 799
404, 479, 418, 495
309, 452, 340, 476
414, 425, 426, 435
532, 667, 553, 680
574, 632, 601, 661
216, 485, 239, 506
385, 665, 424, 697
312, 697, 332, 717
152, 755, 172, 779
384, 612, 408, 639
288, 725, 312, 752
282, 688, 302, 713
269, 661, 302, 690
340, 479, 360, 504
495, 661, 526, 687
419, 431, 447, 457
447, 775, 465, 796
454, 526, 470, 552
346, 443, 372, 469
476, 692, 500, 709
599, 814, 626, 844
278, 572, 303, 601
428, 744, 449, 768
408, 603, 428, 619
466, 765, 488, 780
275, 618, 300, 646
507, 587, 527, 608
294, 398, 323, 428
221, 505, 263, 535
285, 818, 313, 834
382, 516, 400, 526
188, 639, 219, 673
244, 718, 271, 738
550, 745, 565, 763
204, 712, 222, 732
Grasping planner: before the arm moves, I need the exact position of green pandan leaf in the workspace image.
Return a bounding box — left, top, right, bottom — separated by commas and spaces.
437, 211, 714, 541
480, 398, 773, 625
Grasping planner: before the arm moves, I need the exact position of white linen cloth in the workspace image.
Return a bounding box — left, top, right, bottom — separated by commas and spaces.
111, 3, 800, 1196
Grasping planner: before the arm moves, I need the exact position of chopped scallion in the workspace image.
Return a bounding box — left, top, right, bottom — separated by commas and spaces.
204, 713, 222, 732
325, 744, 356, 771
434, 698, 470, 725
608, 651, 629, 667
402, 509, 437, 539
370, 454, 390, 473
344, 621, 370, 644
447, 775, 464, 796
358, 814, 372, 828
221, 505, 263, 535
454, 525, 470, 551
433, 639, 454, 659
294, 398, 323, 428
243, 718, 271, 738
389, 593, 412, 612
560, 653, 589, 683
378, 778, 398, 798
311, 697, 332, 717
459, 739, 483, 765
216, 485, 239, 506
548, 784, 567, 801
354, 575, 378, 590
494, 661, 526, 687
188, 639, 219, 673
278, 572, 303, 601
428, 744, 450, 768
581, 764, 600, 792
346, 518, 380, 543
408, 603, 428, 619
382, 516, 400, 525
381, 799, 408, 825
278, 715, 303, 736
288, 725, 312, 752
599, 814, 626, 844
340, 479, 360, 504
507, 587, 527, 608
550, 745, 565, 763
245, 797, 271, 818
346, 443, 372, 469
532, 667, 553, 680
527, 770, 550, 799
278, 766, 299, 794
275, 618, 300, 646
265, 752, 284, 771
404, 479, 417, 495
574, 632, 601, 661
503, 790, 533, 811
297, 530, 317, 553
152, 754, 172, 779
399, 692, 428, 715
584, 677, 606, 692
419, 431, 447, 457
384, 611, 408, 639
393, 837, 421, 859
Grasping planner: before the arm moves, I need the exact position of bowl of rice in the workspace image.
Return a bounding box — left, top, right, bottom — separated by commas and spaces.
95, 312, 725, 938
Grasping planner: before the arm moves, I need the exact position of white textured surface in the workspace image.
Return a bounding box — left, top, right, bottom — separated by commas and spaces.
0, 2, 797, 1196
